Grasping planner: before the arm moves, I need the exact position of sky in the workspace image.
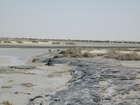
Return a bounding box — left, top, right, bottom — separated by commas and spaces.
0, 0, 140, 41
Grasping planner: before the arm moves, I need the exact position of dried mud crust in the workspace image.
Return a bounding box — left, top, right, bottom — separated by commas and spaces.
29, 58, 140, 105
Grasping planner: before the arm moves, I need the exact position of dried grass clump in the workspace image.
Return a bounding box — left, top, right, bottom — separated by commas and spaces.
3, 40, 12, 43
59, 47, 82, 58
22, 83, 34, 87
83, 52, 95, 58
52, 42, 60, 44
115, 48, 130, 51
116, 52, 140, 60
65, 42, 75, 45
104, 50, 140, 60
48, 74, 54, 78
2, 86, 12, 88
104, 49, 119, 59
16, 41, 23, 43
0, 76, 3, 78
32, 40, 38, 43
8, 80, 14, 82
2, 101, 12, 105
134, 48, 140, 51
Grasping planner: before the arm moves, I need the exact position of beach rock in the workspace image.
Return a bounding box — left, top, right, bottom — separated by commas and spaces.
29, 58, 140, 105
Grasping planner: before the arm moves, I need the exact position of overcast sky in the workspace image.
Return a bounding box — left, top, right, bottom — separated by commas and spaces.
0, 0, 140, 41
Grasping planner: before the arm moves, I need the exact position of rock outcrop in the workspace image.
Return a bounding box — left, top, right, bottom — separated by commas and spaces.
29, 58, 140, 105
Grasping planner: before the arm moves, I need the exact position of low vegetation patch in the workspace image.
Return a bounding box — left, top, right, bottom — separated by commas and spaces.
2, 101, 12, 105
0, 76, 3, 78
22, 83, 35, 87
52, 42, 60, 44
65, 42, 75, 45
3, 40, 12, 43
57, 47, 95, 58
48, 74, 54, 78
104, 50, 140, 60
115, 48, 130, 51
32, 40, 38, 43
16, 40, 23, 43
8, 80, 14, 82
2, 86, 12, 88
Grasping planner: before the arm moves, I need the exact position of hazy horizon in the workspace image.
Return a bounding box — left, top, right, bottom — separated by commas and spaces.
0, 0, 140, 41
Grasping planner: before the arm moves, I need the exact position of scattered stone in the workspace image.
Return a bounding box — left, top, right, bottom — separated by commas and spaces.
2, 101, 12, 105
2, 86, 12, 88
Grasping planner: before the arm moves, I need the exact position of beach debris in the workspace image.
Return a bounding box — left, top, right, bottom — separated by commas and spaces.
2, 101, 12, 105
2, 86, 12, 88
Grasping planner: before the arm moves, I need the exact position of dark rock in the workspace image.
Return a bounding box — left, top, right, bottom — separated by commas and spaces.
29, 58, 140, 105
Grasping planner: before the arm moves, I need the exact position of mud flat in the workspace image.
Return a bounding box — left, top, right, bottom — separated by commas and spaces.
0, 49, 74, 105
29, 57, 140, 105
0, 48, 140, 105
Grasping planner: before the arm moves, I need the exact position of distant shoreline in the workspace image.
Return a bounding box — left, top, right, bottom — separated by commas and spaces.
0, 43, 140, 48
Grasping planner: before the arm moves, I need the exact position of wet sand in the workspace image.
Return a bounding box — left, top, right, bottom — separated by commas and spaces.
0, 49, 73, 105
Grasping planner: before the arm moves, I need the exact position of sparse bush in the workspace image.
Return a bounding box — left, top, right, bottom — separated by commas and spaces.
65, 42, 75, 45
115, 48, 130, 51
58, 47, 97, 58
48, 74, 54, 78
83, 52, 95, 58
48, 49, 52, 53
52, 42, 60, 44
57, 49, 60, 52
2, 101, 12, 105
16, 41, 23, 43
53, 55, 62, 58
32, 40, 38, 43
134, 48, 140, 52
3, 40, 12, 43
104, 49, 119, 59
104, 50, 140, 60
